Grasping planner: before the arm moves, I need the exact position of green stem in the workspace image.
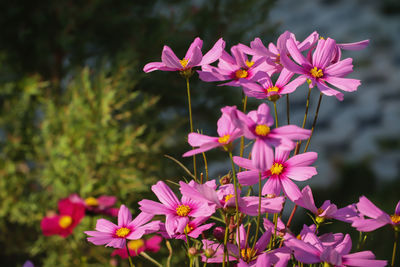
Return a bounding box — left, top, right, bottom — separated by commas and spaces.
126, 242, 135, 267
294, 86, 312, 155
251, 172, 262, 252
286, 94, 290, 125
228, 152, 241, 255
185, 77, 197, 181
166, 241, 173, 267
239, 95, 248, 172
392, 231, 399, 267
223, 221, 229, 267
273, 101, 279, 128
201, 152, 209, 182
303, 93, 323, 153
140, 252, 163, 267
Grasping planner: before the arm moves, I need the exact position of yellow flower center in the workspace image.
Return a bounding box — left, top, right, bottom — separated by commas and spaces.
128, 239, 144, 251
115, 227, 131, 238
85, 197, 99, 206
224, 194, 234, 203
218, 134, 230, 144
275, 54, 281, 64
255, 124, 270, 136
317, 208, 324, 215
180, 58, 189, 68
241, 248, 258, 262
267, 86, 280, 94
310, 67, 323, 78
59, 215, 73, 229
391, 215, 400, 224
176, 205, 191, 217
270, 163, 284, 175
245, 60, 254, 68
185, 223, 195, 234
235, 69, 248, 79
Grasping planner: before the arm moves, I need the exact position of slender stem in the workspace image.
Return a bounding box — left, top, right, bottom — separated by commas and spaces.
294, 86, 312, 155
392, 231, 399, 267
239, 95, 248, 172
126, 242, 135, 267
286, 204, 298, 228
201, 152, 209, 182
223, 220, 229, 267
286, 94, 290, 125
273, 101, 279, 128
303, 93, 323, 153
166, 241, 173, 267
228, 152, 241, 254
272, 213, 278, 247
251, 172, 263, 252
140, 252, 163, 267
185, 77, 197, 181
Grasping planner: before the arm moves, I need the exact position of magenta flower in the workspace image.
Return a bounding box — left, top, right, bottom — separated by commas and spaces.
179, 180, 284, 216
84, 195, 119, 217
234, 146, 317, 201
241, 69, 307, 101
183, 106, 242, 157
284, 231, 387, 266
295, 186, 360, 223
41, 196, 85, 238
143, 37, 225, 73
226, 103, 311, 170
111, 235, 162, 259
138, 181, 215, 236
351, 196, 400, 232
85, 205, 160, 248
197, 45, 265, 87
162, 217, 215, 242
281, 37, 361, 101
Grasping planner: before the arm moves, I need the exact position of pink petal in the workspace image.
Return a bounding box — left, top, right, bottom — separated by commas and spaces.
251, 37, 274, 57
357, 196, 385, 219
337, 39, 369, 51
295, 186, 318, 214
237, 170, 260, 186
286, 38, 308, 66
280, 52, 306, 74
316, 81, 344, 101
274, 146, 290, 163
252, 139, 274, 171
286, 151, 318, 167
351, 218, 389, 232
138, 199, 173, 215
129, 212, 154, 228
152, 181, 181, 210
200, 38, 226, 65
187, 132, 217, 147
280, 75, 307, 94
270, 125, 311, 140
262, 177, 281, 196
86, 231, 113, 245
182, 142, 221, 157
255, 103, 275, 125
324, 58, 354, 77
275, 68, 294, 87
233, 156, 255, 170
106, 238, 126, 248
161, 46, 182, 69
280, 177, 302, 201
185, 37, 203, 60
312, 38, 336, 69
285, 167, 317, 181
324, 76, 361, 92
118, 205, 132, 227
395, 200, 400, 215
143, 62, 172, 72
186, 46, 203, 68
217, 112, 236, 137
297, 31, 319, 51
95, 218, 118, 233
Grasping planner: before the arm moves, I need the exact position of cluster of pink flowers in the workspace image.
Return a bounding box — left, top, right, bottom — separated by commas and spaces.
79, 33, 400, 266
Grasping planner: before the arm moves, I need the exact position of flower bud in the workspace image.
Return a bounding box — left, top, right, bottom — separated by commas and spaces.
213, 227, 225, 242
188, 247, 198, 257
220, 173, 231, 185
204, 248, 215, 258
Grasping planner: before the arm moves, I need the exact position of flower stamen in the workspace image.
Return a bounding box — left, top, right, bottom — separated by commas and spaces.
310, 67, 323, 78
59, 215, 73, 229
115, 227, 131, 238
218, 134, 230, 144
176, 205, 191, 217
245, 60, 254, 68
235, 69, 248, 79
270, 163, 284, 175
180, 58, 189, 68
391, 214, 400, 224
255, 124, 270, 136
85, 197, 99, 206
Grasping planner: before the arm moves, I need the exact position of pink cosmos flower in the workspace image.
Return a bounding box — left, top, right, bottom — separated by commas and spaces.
197, 45, 265, 87
225, 103, 311, 170
351, 196, 400, 232
84, 195, 119, 217
295, 186, 360, 223
248, 31, 319, 75
281, 37, 361, 101
183, 106, 242, 157
241, 69, 306, 101
85, 205, 160, 248
284, 230, 387, 266
138, 181, 216, 237
111, 235, 162, 259
234, 146, 317, 201
159, 217, 214, 242
41, 196, 85, 238
179, 180, 284, 216
143, 37, 225, 73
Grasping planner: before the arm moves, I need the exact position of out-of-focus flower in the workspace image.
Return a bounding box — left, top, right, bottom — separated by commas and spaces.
234, 146, 317, 202
85, 205, 160, 248
138, 181, 215, 237
111, 235, 162, 259
295, 186, 360, 224
183, 106, 242, 157
352, 196, 400, 232
143, 37, 225, 74
84, 195, 119, 217
41, 197, 85, 237
225, 103, 310, 170
281, 37, 361, 101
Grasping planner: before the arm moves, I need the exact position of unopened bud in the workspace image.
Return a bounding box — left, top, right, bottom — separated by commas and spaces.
188, 247, 198, 257
220, 173, 231, 185
213, 227, 225, 242
204, 248, 215, 258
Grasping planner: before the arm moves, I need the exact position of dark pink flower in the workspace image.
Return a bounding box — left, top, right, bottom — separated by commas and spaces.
183, 106, 242, 157
111, 235, 162, 258
352, 196, 400, 232
84, 195, 119, 217
225, 103, 311, 170
234, 146, 317, 202
138, 181, 215, 237
143, 37, 225, 73
41, 197, 85, 238
85, 205, 160, 248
